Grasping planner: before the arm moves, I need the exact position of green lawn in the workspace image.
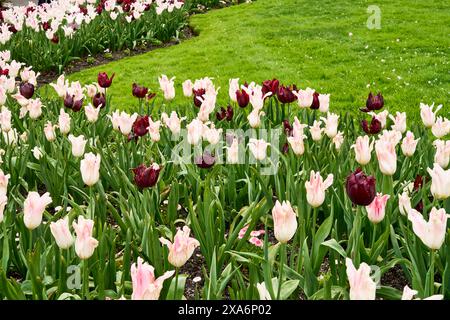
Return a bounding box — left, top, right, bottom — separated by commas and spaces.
65, 0, 450, 118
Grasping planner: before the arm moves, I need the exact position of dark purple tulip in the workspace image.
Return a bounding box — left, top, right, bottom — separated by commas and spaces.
361, 92, 384, 112
345, 168, 376, 206
93, 92, 106, 108
132, 163, 160, 189
97, 72, 115, 88
282, 142, 289, 154
132, 83, 148, 99
72, 99, 83, 112
64, 94, 74, 109
226, 105, 233, 121
277, 85, 297, 104
236, 89, 249, 108
216, 105, 234, 121
282, 119, 293, 136
132, 115, 149, 137
19, 82, 34, 99
361, 117, 382, 135
262, 79, 280, 96
193, 88, 205, 108
195, 151, 215, 169
310, 92, 320, 109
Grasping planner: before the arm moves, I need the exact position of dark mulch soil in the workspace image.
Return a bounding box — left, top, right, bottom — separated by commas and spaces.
180, 247, 205, 300
381, 264, 409, 290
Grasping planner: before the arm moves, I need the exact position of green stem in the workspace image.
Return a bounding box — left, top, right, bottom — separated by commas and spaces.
83, 259, 89, 300
174, 268, 179, 300
277, 243, 286, 300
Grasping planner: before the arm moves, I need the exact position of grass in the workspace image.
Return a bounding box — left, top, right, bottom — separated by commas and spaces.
63, 0, 450, 118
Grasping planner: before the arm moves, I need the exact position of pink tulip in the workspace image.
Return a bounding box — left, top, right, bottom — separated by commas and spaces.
0, 106, 12, 132
148, 118, 161, 142
305, 171, 334, 207
309, 120, 323, 141
272, 200, 297, 243
0, 194, 7, 223
72, 216, 98, 259
433, 140, 450, 169
368, 110, 389, 128
131, 257, 175, 300
318, 94, 330, 113
182, 79, 193, 97
398, 191, 411, 216
352, 136, 373, 165
108, 111, 121, 131
27, 98, 43, 119
431, 117, 450, 139
118, 111, 138, 136
366, 193, 390, 223
158, 74, 176, 100
320, 112, 339, 138
427, 164, 450, 200
84, 103, 100, 123
293, 88, 314, 108
50, 217, 74, 249
332, 131, 344, 150
23, 192, 52, 230
408, 207, 449, 250
68, 134, 87, 158
420, 103, 442, 128
402, 285, 443, 300
345, 258, 376, 300
401, 131, 419, 157
375, 139, 397, 176
0, 169, 10, 196
227, 138, 239, 164
389, 112, 407, 133
44, 121, 57, 142
228, 78, 239, 102
186, 118, 203, 145
58, 108, 71, 134
247, 109, 265, 128
162, 111, 185, 135
203, 125, 222, 145
80, 153, 101, 186
159, 226, 200, 268
50, 74, 69, 98
248, 138, 269, 161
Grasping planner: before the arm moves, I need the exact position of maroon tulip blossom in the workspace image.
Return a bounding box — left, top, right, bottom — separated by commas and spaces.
51, 35, 59, 44
132, 115, 149, 137
132, 83, 149, 99
147, 92, 156, 101
282, 142, 289, 154
42, 21, 50, 31
310, 92, 320, 109
64, 94, 83, 112
93, 92, 106, 108
19, 82, 34, 99
345, 168, 376, 206
193, 88, 205, 108
277, 85, 297, 104
216, 105, 234, 121
195, 151, 216, 169
0, 68, 8, 76
282, 119, 293, 136
361, 117, 382, 135
361, 92, 384, 112
97, 72, 115, 88
262, 79, 280, 96
236, 89, 249, 108
132, 163, 161, 189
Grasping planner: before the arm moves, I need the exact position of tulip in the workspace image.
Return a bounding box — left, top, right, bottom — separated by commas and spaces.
32, 146, 43, 160
346, 168, 376, 206
118, 111, 138, 136
236, 88, 249, 108
19, 82, 34, 99
361, 92, 384, 112
282, 119, 293, 136
398, 191, 411, 216
0, 169, 10, 196
288, 133, 307, 156
108, 111, 121, 131
131, 257, 175, 300
345, 258, 376, 300
408, 207, 449, 250
427, 164, 450, 200
305, 171, 334, 207
50, 217, 74, 249
433, 140, 450, 169
431, 117, 450, 139
85, 84, 98, 99
361, 117, 382, 135
216, 105, 233, 121
366, 193, 390, 224
0, 194, 7, 224
401, 285, 444, 300
195, 151, 216, 169
85, 103, 100, 123
352, 136, 373, 165
193, 88, 206, 108
248, 138, 269, 161
320, 112, 339, 138
132, 83, 148, 98
293, 88, 314, 108
44, 121, 57, 142
375, 139, 397, 176
50, 74, 69, 98
262, 79, 279, 96
401, 131, 419, 157
368, 110, 389, 128
27, 98, 43, 119
389, 112, 407, 133
310, 92, 320, 109
72, 216, 98, 259
158, 74, 176, 100
277, 85, 297, 104
132, 163, 160, 189
332, 131, 344, 150
227, 138, 239, 164
182, 79, 193, 97
92, 92, 106, 108
186, 118, 203, 145
58, 108, 71, 134
378, 129, 402, 146
318, 94, 330, 113
272, 200, 297, 243
68, 134, 87, 158
80, 153, 101, 187
160, 226, 200, 267
148, 118, 161, 142
161, 111, 184, 135
228, 78, 240, 102
420, 103, 442, 128
0, 106, 12, 132
256, 282, 272, 300
247, 109, 265, 128
23, 191, 52, 230
64, 94, 83, 112
97, 72, 115, 88
307, 120, 322, 141
132, 115, 149, 137
203, 125, 222, 145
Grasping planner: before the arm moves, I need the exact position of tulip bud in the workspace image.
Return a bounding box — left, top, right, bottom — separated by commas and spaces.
272, 200, 297, 243
236, 89, 249, 108
361, 117, 382, 135
345, 258, 376, 300
366, 193, 390, 224
131, 257, 175, 300
160, 226, 200, 268
361, 92, 384, 112
92, 92, 106, 109
345, 168, 376, 206
72, 216, 98, 259
80, 152, 101, 187
132, 163, 160, 189
23, 192, 52, 230
58, 108, 71, 134
132, 115, 149, 137
427, 164, 450, 200
97, 72, 115, 88
401, 131, 419, 157
44, 121, 57, 142
375, 139, 397, 176
132, 83, 148, 99
19, 82, 34, 99
68, 134, 87, 158
50, 217, 74, 249
305, 171, 334, 208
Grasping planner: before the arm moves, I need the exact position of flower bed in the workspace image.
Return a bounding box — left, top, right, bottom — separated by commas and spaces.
0, 0, 187, 72
0, 51, 449, 300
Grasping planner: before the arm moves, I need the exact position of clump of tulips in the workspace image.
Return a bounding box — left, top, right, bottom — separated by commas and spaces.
0, 49, 449, 301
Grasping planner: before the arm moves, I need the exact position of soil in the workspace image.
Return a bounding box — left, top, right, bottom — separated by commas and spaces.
381, 264, 409, 291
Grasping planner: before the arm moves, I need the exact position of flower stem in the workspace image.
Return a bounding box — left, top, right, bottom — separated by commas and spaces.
174, 268, 179, 300
277, 243, 286, 300
83, 259, 89, 300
